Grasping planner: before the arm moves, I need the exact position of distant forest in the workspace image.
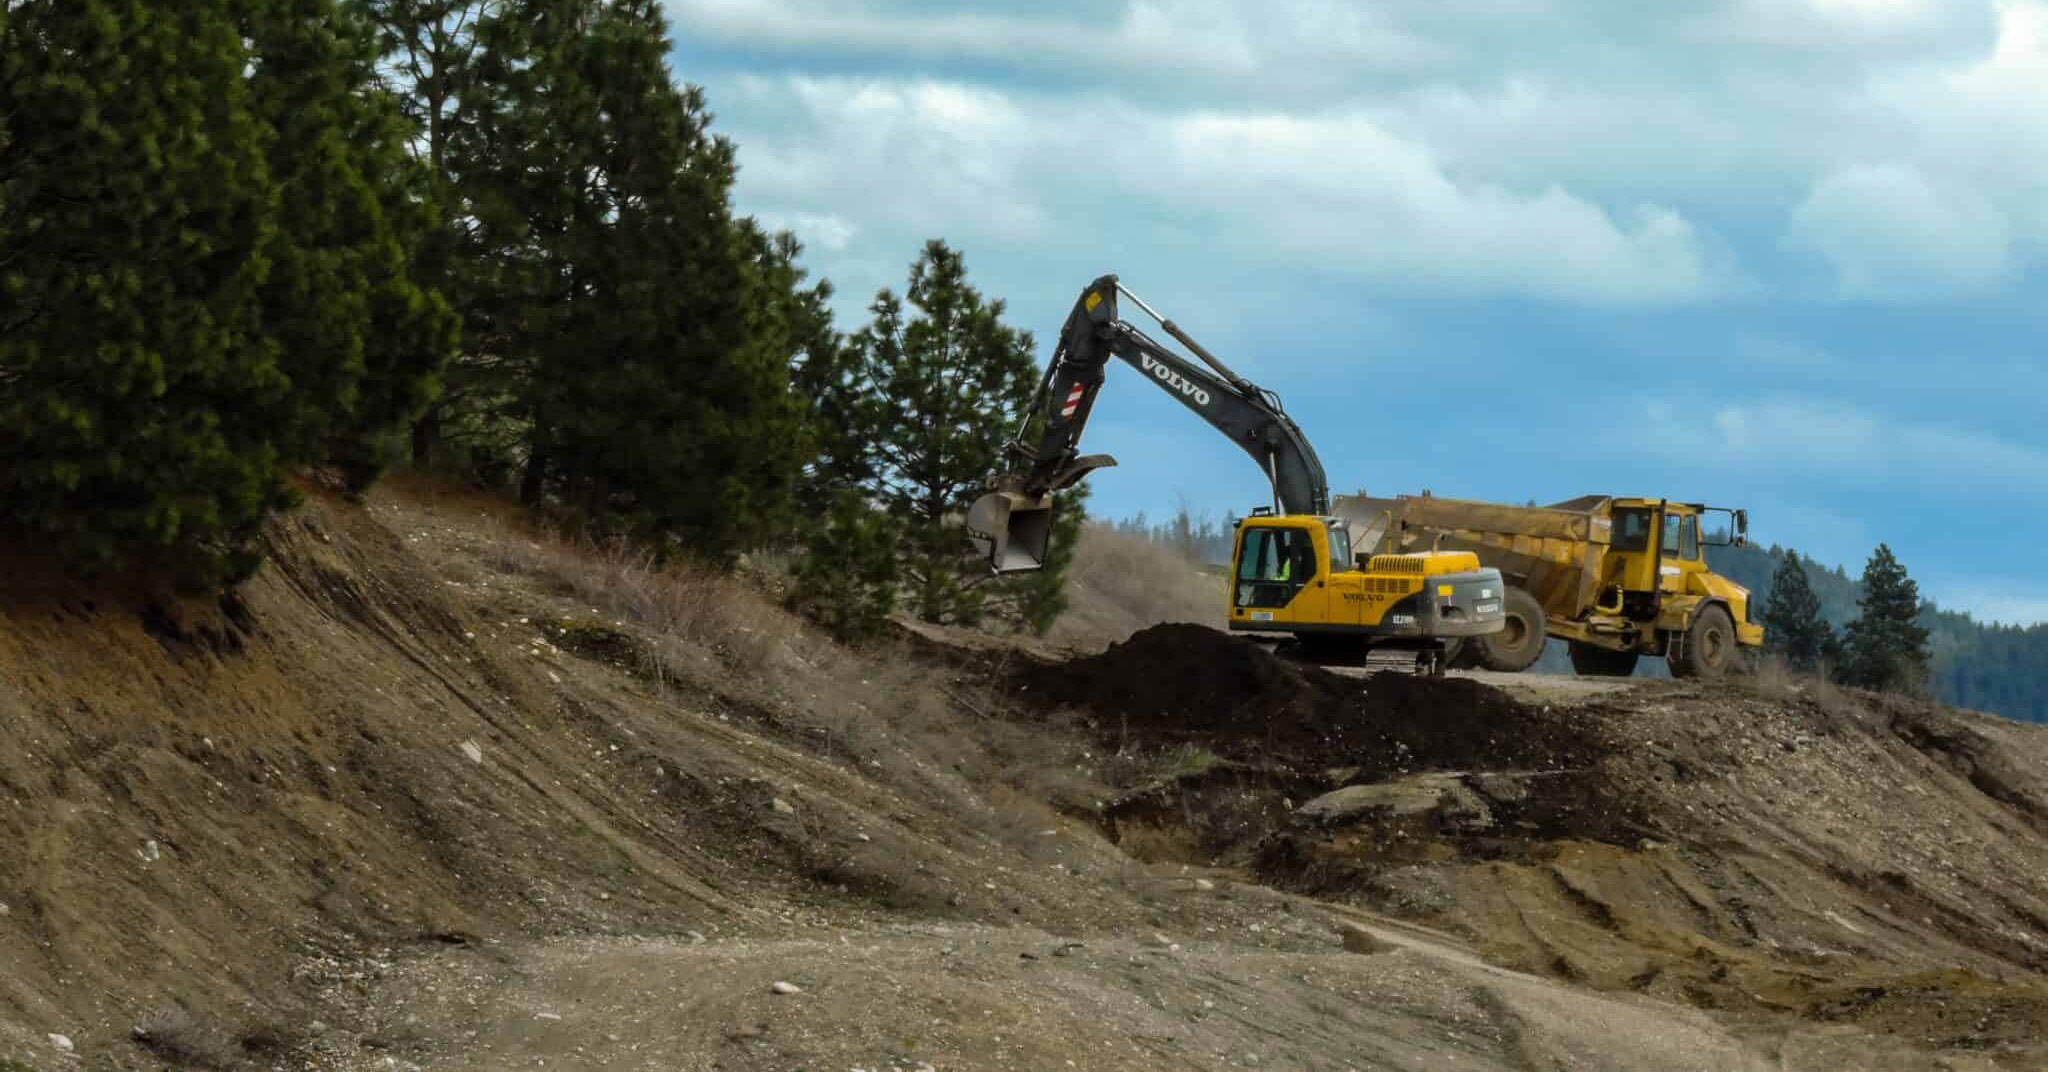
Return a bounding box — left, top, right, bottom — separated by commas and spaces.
1110, 510, 2048, 724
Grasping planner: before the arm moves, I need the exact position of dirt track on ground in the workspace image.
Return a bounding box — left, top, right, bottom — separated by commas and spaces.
4, 488, 2047, 1070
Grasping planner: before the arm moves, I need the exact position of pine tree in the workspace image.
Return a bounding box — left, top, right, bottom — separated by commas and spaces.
999, 484, 1087, 636
1761, 554, 1832, 671
1840, 543, 1932, 693
848, 241, 1040, 625
789, 491, 900, 643
240, 0, 458, 490
1, 1, 450, 582
450, 0, 809, 560
359, 0, 510, 471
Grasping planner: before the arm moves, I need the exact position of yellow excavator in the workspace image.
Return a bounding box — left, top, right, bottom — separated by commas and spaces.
966, 276, 1505, 674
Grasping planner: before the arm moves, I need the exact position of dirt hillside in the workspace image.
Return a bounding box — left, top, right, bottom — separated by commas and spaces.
2, 486, 2046, 1070
1013, 624, 2048, 1068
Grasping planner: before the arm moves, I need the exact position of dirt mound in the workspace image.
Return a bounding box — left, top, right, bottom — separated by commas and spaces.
1016, 623, 1599, 778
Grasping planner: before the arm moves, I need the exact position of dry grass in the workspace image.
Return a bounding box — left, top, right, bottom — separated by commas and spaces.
438, 493, 1117, 875
1047, 523, 1224, 651
480, 529, 797, 681
1741, 654, 1872, 733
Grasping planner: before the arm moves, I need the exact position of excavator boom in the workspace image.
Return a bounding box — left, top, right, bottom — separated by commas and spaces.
967, 276, 1329, 573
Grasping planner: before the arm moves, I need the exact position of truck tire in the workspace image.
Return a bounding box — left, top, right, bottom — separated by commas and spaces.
1567, 640, 1637, 677
1668, 604, 1736, 679
1474, 587, 1546, 673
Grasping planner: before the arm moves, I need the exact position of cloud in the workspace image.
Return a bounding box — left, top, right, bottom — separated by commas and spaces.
1783, 164, 2017, 299
666, 0, 1439, 84
720, 75, 1740, 306
1149, 110, 1739, 303
1703, 398, 2048, 489
754, 211, 857, 252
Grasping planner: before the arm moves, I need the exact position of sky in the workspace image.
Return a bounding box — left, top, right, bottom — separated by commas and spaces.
663, 0, 2048, 625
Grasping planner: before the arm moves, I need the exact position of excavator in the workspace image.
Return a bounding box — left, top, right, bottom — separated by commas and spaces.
966, 275, 1506, 674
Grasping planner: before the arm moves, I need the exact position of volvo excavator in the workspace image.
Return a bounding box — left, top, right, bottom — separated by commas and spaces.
966, 275, 1505, 673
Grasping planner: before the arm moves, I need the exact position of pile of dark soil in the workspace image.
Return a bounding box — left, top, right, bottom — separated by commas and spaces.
1015, 623, 1601, 777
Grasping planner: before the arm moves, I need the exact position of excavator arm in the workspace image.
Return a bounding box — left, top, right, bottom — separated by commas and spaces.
967, 275, 1330, 573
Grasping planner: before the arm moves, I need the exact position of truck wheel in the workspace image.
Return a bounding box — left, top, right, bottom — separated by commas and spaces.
1567, 641, 1637, 677
1668, 605, 1736, 679
1474, 587, 1546, 673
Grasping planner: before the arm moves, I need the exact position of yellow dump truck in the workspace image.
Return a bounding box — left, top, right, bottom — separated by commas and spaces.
1333, 493, 1765, 678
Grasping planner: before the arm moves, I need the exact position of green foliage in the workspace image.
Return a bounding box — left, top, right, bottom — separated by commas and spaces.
789, 492, 901, 643
0, 0, 451, 584
1706, 540, 2048, 720
373, 0, 812, 561
998, 484, 1088, 637
845, 240, 1041, 625
1839, 543, 1931, 694
1761, 554, 1832, 671
246, 0, 458, 491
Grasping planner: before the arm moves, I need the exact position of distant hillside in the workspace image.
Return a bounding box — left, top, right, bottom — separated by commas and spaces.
1709, 543, 2048, 723
1108, 512, 2048, 723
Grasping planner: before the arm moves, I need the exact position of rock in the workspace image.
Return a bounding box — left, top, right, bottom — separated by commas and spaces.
1336, 922, 1396, 955
1293, 774, 1492, 832
770, 981, 802, 995
1053, 941, 1085, 957
686, 930, 707, 943
460, 739, 484, 764
770, 797, 796, 815
1194, 878, 1217, 892
49, 1033, 74, 1052
139, 840, 162, 863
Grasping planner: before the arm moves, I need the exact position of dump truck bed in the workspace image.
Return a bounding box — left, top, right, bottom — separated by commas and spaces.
1333, 494, 1615, 623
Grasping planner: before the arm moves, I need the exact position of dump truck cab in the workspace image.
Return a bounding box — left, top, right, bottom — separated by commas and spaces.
1600, 498, 1764, 650
1227, 513, 1504, 650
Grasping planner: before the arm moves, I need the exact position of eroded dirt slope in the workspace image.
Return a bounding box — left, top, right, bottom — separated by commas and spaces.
1014, 624, 2048, 1067
3, 487, 2045, 1071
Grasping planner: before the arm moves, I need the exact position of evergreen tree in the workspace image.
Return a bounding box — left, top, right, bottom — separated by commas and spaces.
1840, 543, 1931, 693
359, 0, 512, 472
847, 241, 1040, 625
995, 484, 1087, 636
1761, 554, 1832, 671
1, 1, 450, 583
242, 0, 458, 489
789, 490, 900, 643
460, 0, 806, 560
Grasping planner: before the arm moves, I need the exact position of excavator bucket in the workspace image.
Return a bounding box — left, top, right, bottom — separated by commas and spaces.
966, 491, 1057, 574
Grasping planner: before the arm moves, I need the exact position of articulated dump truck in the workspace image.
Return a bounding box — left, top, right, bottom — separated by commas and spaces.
1333, 493, 1765, 678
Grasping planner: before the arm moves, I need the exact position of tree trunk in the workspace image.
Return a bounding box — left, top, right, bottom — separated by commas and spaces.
411, 405, 440, 467
520, 445, 547, 506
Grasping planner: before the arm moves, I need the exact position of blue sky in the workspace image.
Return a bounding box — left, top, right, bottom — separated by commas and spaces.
664, 0, 2048, 624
